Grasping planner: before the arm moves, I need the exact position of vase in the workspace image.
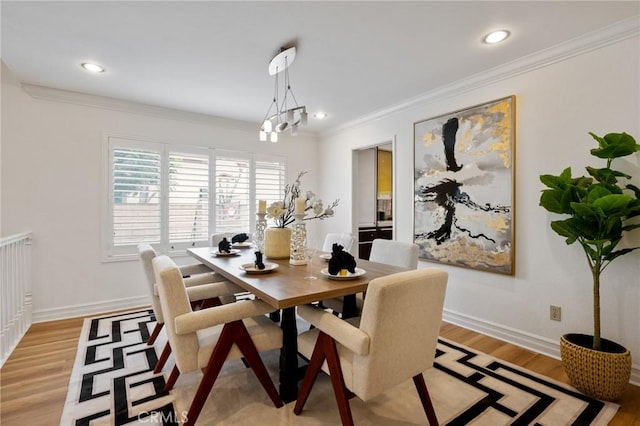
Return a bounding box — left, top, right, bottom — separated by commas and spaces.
264, 227, 292, 259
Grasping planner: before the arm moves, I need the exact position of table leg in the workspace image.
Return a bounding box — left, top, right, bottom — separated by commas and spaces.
342, 294, 358, 319
279, 306, 298, 402
269, 310, 281, 322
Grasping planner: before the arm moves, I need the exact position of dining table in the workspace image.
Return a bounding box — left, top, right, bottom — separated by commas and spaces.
187, 245, 407, 402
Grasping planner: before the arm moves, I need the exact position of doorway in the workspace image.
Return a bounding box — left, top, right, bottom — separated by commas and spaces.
353, 141, 394, 260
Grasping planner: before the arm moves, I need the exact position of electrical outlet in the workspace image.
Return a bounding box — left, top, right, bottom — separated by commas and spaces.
550, 305, 562, 321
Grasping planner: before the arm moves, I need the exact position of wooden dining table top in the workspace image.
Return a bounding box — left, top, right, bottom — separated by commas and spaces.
187, 246, 407, 310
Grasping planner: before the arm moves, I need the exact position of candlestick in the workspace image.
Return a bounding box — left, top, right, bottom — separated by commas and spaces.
258, 199, 266, 214
289, 213, 307, 265
254, 212, 267, 253
295, 197, 306, 215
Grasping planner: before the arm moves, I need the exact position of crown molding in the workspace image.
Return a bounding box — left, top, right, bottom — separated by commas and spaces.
20, 83, 259, 130
323, 15, 640, 138
21, 83, 318, 138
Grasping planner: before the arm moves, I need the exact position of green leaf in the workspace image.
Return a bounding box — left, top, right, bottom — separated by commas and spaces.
570, 202, 599, 218
592, 194, 632, 214
573, 217, 599, 240
550, 219, 579, 244
586, 166, 630, 184
626, 184, 640, 199
589, 132, 606, 145
540, 174, 564, 189
626, 199, 640, 218
605, 247, 639, 262
561, 188, 576, 212
589, 132, 640, 159
622, 223, 640, 232
586, 184, 612, 203
571, 176, 593, 188
603, 217, 623, 238
601, 237, 621, 256
559, 167, 572, 181
540, 189, 566, 214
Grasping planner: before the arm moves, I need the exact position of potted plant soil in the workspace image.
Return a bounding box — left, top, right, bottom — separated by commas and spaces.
539, 131, 640, 400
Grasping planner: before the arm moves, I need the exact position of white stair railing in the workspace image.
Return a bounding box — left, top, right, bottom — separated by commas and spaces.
1, 232, 33, 367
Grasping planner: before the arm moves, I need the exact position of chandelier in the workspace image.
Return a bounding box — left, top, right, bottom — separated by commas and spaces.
259, 46, 307, 142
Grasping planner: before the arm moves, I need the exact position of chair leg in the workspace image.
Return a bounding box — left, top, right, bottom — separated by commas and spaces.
294, 333, 327, 415
413, 373, 439, 426
183, 325, 235, 426
322, 332, 354, 426
154, 341, 172, 374
232, 321, 283, 408
183, 320, 284, 426
164, 365, 180, 392
294, 332, 354, 426
147, 322, 164, 345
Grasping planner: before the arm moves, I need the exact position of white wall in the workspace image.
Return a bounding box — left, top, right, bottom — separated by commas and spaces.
1, 62, 325, 321
317, 35, 640, 381
357, 148, 377, 227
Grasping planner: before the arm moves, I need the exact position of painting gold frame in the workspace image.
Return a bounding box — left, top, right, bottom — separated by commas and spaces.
413, 96, 516, 275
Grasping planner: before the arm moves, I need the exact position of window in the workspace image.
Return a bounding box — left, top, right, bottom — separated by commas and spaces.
256, 158, 287, 227
214, 152, 250, 234
112, 146, 162, 247
168, 152, 209, 244
104, 137, 285, 260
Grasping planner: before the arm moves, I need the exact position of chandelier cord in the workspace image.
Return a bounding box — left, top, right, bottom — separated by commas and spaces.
279, 57, 290, 113
274, 65, 281, 125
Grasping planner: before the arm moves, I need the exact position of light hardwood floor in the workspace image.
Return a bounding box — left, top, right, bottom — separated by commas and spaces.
1, 311, 638, 425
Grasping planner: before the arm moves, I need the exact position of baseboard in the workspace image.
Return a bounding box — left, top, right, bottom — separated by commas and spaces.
443, 308, 640, 387
0, 328, 28, 368
29, 301, 640, 386
32, 296, 150, 323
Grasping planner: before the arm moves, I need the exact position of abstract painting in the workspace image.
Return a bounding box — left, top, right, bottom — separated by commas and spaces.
414, 96, 515, 274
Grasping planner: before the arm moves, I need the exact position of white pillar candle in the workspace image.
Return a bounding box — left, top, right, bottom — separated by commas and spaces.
295, 197, 306, 214
258, 200, 267, 214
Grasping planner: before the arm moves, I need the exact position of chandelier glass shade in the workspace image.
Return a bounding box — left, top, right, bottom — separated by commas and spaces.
259, 47, 307, 142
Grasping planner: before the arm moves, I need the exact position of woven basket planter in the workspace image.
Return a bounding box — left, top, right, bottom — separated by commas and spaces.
560, 333, 632, 401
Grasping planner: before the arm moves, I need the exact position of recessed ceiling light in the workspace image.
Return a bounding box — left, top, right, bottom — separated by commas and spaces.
313, 112, 328, 119
482, 30, 510, 44
81, 62, 105, 73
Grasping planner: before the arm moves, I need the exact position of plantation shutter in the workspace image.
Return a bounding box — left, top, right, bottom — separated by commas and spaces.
105, 138, 287, 260
255, 156, 286, 227
168, 151, 209, 245
111, 146, 162, 246
214, 153, 251, 233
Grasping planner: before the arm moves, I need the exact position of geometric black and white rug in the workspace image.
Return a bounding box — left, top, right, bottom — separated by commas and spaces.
60, 310, 619, 425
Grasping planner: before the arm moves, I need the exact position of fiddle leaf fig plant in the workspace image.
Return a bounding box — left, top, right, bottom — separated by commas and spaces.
539, 132, 640, 351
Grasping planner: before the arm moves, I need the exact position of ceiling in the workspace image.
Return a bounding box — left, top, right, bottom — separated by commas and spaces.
2, 1, 638, 135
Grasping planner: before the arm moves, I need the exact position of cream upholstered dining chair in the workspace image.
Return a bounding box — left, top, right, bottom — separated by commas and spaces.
323, 238, 420, 315
210, 232, 226, 246
322, 232, 356, 254
368, 238, 419, 269
294, 268, 448, 426
138, 244, 244, 373
153, 255, 284, 426
211, 231, 251, 247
